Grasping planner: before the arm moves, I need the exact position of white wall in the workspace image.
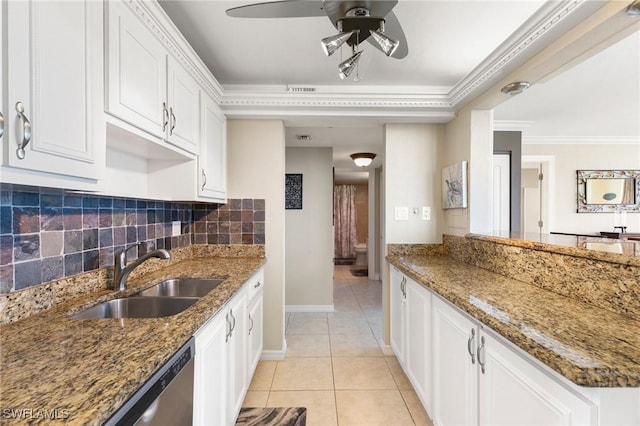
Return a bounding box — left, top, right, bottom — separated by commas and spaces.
523, 142, 640, 234
227, 119, 286, 357
384, 124, 444, 244
284, 147, 334, 309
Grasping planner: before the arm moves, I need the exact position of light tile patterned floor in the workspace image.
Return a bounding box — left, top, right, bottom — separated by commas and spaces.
242, 266, 434, 426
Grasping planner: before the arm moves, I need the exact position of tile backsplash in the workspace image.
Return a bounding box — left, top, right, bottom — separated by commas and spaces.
0, 184, 265, 294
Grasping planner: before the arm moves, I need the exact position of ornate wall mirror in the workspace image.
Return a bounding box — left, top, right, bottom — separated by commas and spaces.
577, 170, 640, 212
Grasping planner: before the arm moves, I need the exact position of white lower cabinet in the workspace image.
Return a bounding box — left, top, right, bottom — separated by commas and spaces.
193, 268, 264, 426
246, 270, 264, 377
432, 296, 596, 426
390, 267, 432, 415
404, 277, 432, 414
193, 308, 227, 426
390, 266, 406, 363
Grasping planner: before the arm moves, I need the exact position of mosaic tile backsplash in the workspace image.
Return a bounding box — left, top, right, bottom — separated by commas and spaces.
0, 184, 265, 293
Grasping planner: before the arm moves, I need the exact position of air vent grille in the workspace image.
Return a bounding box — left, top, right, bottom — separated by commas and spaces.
296, 134, 312, 141
288, 86, 317, 93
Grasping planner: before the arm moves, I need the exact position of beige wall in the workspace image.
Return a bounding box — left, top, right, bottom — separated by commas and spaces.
227, 119, 286, 356
523, 142, 640, 234
354, 184, 369, 245
285, 147, 334, 308
384, 124, 444, 244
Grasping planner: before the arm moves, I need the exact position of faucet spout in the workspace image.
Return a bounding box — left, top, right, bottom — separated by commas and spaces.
113, 248, 171, 291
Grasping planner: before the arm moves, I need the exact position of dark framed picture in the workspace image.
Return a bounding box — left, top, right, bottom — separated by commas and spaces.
285, 174, 303, 209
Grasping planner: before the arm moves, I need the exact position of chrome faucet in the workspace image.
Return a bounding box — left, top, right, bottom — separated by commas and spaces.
113, 244, 171, 291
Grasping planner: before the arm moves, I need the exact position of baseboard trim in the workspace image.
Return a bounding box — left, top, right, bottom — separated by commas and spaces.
285, 304, 335, 313
381, 344, 394, 356
260, 339, 287, 361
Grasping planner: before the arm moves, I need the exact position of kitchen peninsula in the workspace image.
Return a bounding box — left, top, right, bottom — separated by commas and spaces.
387, 233, 640, 425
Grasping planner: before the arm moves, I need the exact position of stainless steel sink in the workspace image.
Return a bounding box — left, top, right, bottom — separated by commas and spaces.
137, 278, 225, 298
71, 296, 199, 319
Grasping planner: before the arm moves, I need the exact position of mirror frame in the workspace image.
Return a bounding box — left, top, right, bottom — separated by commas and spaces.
577, 170, 640, 213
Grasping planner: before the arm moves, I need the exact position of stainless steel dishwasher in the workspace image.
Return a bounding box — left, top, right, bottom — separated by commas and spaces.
105, 338, 195, 426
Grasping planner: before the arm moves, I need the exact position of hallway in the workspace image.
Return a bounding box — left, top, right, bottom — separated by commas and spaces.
241, 266, 433, 426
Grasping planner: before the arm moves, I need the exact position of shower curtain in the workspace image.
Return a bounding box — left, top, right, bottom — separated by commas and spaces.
334, 185, 357, 259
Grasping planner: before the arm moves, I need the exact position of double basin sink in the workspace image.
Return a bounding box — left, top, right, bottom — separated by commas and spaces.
71, 278, 225, 320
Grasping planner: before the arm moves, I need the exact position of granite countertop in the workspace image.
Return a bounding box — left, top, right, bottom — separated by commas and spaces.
387, 254, 640, 387
0, 256, 265, 425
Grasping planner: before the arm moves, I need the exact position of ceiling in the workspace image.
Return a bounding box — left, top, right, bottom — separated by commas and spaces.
159, 1, 639, 181
494, 30, 640, 142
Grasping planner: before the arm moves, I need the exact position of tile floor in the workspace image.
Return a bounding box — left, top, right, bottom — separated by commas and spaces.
242, 265, 434, 426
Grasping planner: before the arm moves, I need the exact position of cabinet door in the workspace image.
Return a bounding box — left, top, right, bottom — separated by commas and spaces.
194, 312, 228, 426
478, 331, 596, 426
199, 92, 227, 201
247, 291, 264, 378
432, 297, 478, 426
166, 57, 199, 154
390, 266, 406, 365
5, 0, 103, 179
106, 1, 166, 138
405, 277, 432, 415
227, 290, 248, 423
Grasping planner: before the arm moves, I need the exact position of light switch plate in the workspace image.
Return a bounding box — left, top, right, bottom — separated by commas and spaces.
422, 207, 431, 221
172, 221, 181, 236
394, 207, 409, 221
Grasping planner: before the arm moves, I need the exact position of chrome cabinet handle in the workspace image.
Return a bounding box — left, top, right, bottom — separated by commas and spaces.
225, 312, 230, 343
248, 314, 254, 335
15, 102, 32, 160
169, 107, 176, 135
467, 328, 476, 364
477, 335, 486, 374
0, 111, 4, 138
162, 102, 169, 132
254, 281, 261, 289
201, 169, 207, 191
230, 308, 236, 335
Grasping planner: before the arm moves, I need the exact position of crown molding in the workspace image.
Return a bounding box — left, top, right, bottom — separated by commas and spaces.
128, 0, 603, 121
448, 0, 589, 108
523, 136, 640, 145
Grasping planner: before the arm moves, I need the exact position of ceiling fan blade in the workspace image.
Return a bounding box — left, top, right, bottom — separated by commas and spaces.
368, 11, 408, 59
226, 0, 326, 18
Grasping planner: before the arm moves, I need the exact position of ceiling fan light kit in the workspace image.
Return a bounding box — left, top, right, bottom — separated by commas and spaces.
227, 0, 407, 80
351, 152, 377, 167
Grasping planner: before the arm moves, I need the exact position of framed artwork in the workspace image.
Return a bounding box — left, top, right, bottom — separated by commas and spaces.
285, 174, 303, 209
442, 161, 468, 209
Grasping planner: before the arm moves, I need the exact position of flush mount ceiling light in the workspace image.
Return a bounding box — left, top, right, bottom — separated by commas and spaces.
501, 81, 530, 95
350, 152, 376, 167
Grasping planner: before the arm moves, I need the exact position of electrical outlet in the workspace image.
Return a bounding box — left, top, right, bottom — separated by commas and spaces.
422, 207, 431, 221
172, 221, 181, 236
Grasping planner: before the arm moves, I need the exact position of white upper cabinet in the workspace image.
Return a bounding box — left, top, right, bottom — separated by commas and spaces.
106, 1, 199, 155
106, 0, 166, 139
199, 92, 227, 202
2, 0, 104, 187
167, 57, 200, 154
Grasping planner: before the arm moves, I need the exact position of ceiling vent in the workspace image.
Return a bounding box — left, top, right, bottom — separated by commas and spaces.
288, 86, 317, 93
296, 134, 312, 141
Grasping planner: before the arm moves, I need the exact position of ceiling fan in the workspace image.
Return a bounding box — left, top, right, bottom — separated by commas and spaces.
226, 0, 408, 80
